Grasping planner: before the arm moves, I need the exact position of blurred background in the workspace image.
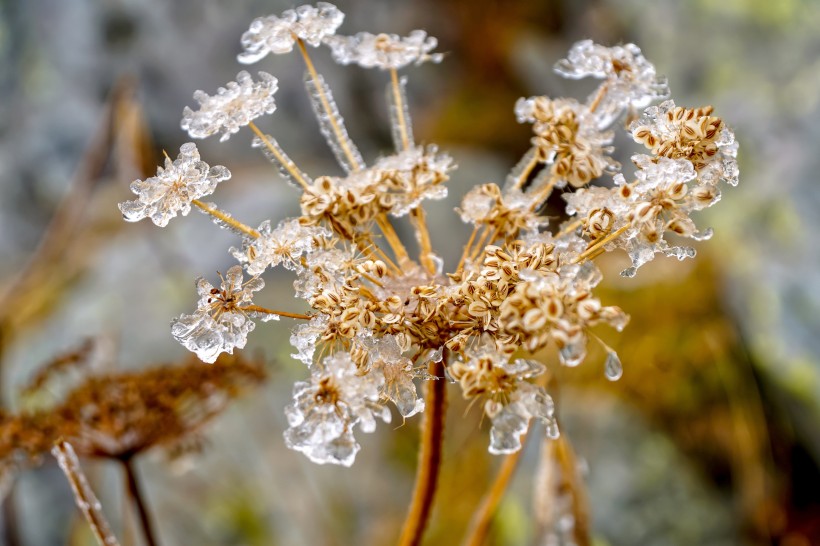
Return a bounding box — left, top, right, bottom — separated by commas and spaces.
1, 0, 819, 544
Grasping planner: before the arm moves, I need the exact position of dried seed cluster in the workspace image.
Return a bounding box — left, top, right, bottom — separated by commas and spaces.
118, 3, 737, 465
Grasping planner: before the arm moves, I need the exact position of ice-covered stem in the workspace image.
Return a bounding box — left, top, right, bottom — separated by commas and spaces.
247, 121, 311, 189
461, 447, 525, 546
240, 305, 312, 320
191, 200, 259, 238
555, 218, 583, 239
398, 360, 446, 546
121, 456, 160, 546
587, 82, 608, 114
571, 222, 632, 264
508, 146, 540, 191
52, 440, 121, 546
555, 437, 591, 546
389, 68, 412, 151
375, 214, 412, 267
296, 37, 365, 172
410, 208, 437, 275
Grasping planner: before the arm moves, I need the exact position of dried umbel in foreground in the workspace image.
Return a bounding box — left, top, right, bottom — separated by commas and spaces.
118, 4, 737, 468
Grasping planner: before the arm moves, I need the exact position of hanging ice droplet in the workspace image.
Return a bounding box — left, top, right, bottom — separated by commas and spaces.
546, 418, 561, 439
604, 350, 623, 381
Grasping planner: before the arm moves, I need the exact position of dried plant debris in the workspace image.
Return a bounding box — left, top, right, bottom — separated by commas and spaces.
1, 351, 266, 494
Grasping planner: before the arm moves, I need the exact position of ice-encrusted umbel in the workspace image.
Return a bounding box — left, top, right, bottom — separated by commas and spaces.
171, 266, 264, 363
181, 71, 278, 142
555, 40, 669, 127
237, 3, 344, 63
231, 219, 330, 275
284, 352, 390, 466
449, 337, 555, 454
118, 143, 230, 227
326, 30, 443, 70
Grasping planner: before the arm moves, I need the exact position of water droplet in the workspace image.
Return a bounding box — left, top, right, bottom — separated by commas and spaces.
604, 351, 622, 381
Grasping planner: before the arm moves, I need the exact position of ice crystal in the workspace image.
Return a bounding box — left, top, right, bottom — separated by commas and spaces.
305, 73, 365, 173
238, 3, 344, 63
357, 334, 425, 418
284, 352, 389, 466
118, 143, 230, 227
181, 71, 278, 142
326, 30, 443, 70
171, 266, 264, 363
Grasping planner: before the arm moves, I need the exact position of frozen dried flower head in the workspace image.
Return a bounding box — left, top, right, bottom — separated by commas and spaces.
284, 351, 389, 466
118, 143, 230, 227
171, 265, 265, 364
238, 2, 344, 63
120, 11, 738, 470
326, 30, 443, 70
181, 71, 278, 142
555, 40, 669, 126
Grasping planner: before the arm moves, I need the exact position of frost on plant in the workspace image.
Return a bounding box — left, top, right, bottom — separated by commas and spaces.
181, 71, 278, 142
171, 266, 264, 363
119, 3, 738, 465
118, 143, 230, 227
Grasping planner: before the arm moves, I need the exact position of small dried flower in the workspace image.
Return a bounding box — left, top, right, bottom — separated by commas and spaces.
284, 352, 389, 466
326, 30, 443, 70
171, 266, 264, 363
118, 143, 230, 227
238, 3, 344, 63
181, 71, 278, 142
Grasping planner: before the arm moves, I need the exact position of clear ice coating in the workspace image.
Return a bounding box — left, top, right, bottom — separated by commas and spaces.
325, 30, 443, 70
181, 71, 278, 142
171, 266, 264, 363
305, 72, 365, 173
237, 3, 344, 63
554, 40, 670, 128
488, 382, 555, 455
386, 75, 415, 151
357, 334, 425, 418
251, 133, 313, 188
283, 351, 389, 466
118, 143, 230, 227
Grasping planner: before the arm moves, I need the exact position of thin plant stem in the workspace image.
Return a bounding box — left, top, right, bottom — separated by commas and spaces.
456, 225, 480, 274
247, 121, 311, 190
240, 305, 312, 320
398, 360, 446, 546
390, 68, 410, 151
410, 208, 437, 275
555, 437, 591, 546
587, 82, 609, 114
555, 218, 583, 239
376, 213, 411, 266
461, 447, 525, 546
191, 200, 259, 239
121, 457, 160, 546
53, 440, 121, 546
528, 175, 560, 212
296, 38, 364, 171
572, 223, 631, 264
511, 149, 540, 191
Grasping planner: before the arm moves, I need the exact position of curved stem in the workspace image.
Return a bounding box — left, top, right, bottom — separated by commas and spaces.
461, 448, 525, 546
398, 360, 446, 546
121, 457, 160, 546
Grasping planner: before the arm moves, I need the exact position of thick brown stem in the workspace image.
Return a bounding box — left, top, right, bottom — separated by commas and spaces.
398, 360, 446, 546
461, 448, 525, 546
121, 457, 160, 546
